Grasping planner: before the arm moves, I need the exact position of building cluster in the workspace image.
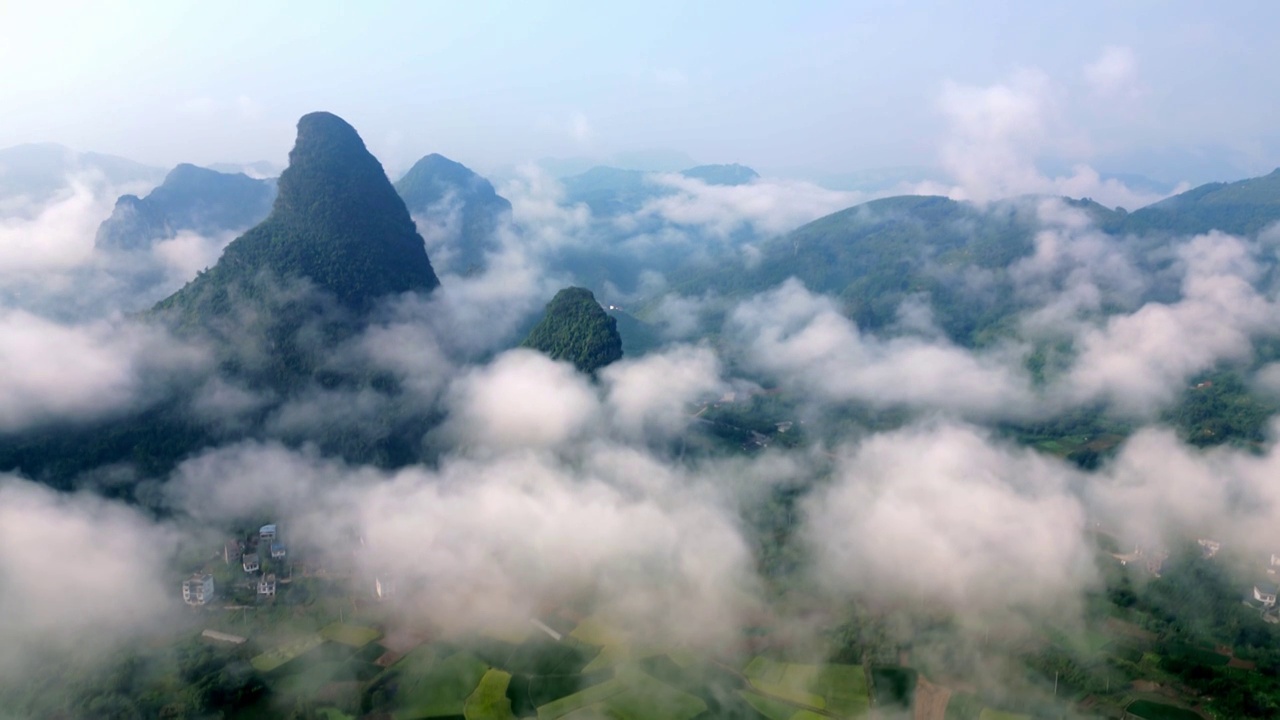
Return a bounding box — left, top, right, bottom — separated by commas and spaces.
183, 522, 288, 606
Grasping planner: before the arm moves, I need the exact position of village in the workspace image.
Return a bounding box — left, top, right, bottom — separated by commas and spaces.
181, 522, 292, 609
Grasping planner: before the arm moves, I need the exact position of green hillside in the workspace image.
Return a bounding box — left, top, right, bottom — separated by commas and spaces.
1124, 168, 1280, 236
523, 287, 623, 374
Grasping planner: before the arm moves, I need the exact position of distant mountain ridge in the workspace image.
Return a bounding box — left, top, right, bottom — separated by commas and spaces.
95, 164, 276, 251
680, 163, 759, 186
1123, 168, 1280, 236
395, 153, 512, 274
561, 163, 760, 216
0, 143, 165, 212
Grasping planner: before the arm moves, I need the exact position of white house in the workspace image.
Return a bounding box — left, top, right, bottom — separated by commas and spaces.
183, 574, 215, 606
1198, 538, 1222, 558
242, 553, 260, 573
1254, 583, 1278, 608
257, 573, 277, 597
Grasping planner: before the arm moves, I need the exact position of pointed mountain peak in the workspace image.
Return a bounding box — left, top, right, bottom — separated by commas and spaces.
395, 152, 511, 275
156, 112, 438, 318
395, 153, 509, 212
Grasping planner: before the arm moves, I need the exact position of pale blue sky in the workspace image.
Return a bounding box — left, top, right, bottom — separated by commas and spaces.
4, 1, 1279, 182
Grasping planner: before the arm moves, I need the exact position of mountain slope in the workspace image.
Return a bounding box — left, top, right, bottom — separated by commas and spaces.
95, 164, 276, 251
680, 163, 759, 186
523, 287, 623, 374
668, 195, 1044, 343
395, 153, 511, 274
1124, 168, 1280, 236
155, 111, 439, 321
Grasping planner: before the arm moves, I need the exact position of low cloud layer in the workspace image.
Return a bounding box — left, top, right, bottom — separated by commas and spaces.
806, 423, 1094, 619
0, 309, 207, 432
0, 476, 177, 680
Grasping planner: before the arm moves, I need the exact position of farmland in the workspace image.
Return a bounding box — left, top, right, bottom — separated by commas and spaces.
1125, 700, 1205, 720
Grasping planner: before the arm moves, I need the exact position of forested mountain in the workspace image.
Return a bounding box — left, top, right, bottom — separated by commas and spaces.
680, 163, 759, 186
394, 153, 512, 274
95, 163, 276, 250
668, 195, 1046, 344
1123, 168, 1280, 236
156, 111, 439, 323
0, 113, 447, 487
523, 287, 623, 373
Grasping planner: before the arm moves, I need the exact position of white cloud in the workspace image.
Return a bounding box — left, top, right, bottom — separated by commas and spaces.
933, 68, 1170, 208
639, 174, 864, 237
806, 423, 1094, 617
0, 476, 177, 680
1060, 232, 1276, 413
442, 349, 600, 450
727, 280, 1035, 417
1084, 46, 1140, 99
0, 310, 207, 431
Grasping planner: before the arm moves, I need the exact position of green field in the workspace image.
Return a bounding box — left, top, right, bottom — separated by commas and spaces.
742, 658, 868, 716
596, 669, 707, 720
386, 649, 490, 720
1126, 700, 1204, 720
811, 664, 869, 716
536, 677, 626, 719
536, 667, 706, 720
320, 622, 382, 648
978, 710, 1031, 720
250, 634, 325, 672
465, 669, 516, 720
740, 690, 800, 720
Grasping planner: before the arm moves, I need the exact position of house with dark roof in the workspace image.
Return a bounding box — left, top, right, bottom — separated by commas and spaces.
270, 541, 287, 560
242, 552, 260, 573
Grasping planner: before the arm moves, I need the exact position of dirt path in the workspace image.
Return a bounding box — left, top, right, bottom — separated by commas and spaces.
912, 676, 951, 720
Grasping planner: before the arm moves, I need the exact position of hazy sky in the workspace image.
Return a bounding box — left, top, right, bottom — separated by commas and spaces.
5, 1, 1280, 182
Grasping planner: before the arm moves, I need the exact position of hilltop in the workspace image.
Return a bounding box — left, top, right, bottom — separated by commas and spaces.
95, 163, 276, 251
1123, 168, 1280, 236
523, 287, 623, 374
394, 153, 511, 274
155, 111, 439, 322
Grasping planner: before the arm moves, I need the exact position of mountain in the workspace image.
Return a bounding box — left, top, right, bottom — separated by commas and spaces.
665, 195, 1064, 345
523, 287, 623, 374
394, 154, 511, 274
155, 111, 439, 323
1123, 168, 1280, 236
561, 166, 660, 216
680, 163, 759, 186
561, 164, 761, 217
95, 164, 277, 251
206, 161, 282, 178
0, 114, 445, 485
0, 143, 165, 213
